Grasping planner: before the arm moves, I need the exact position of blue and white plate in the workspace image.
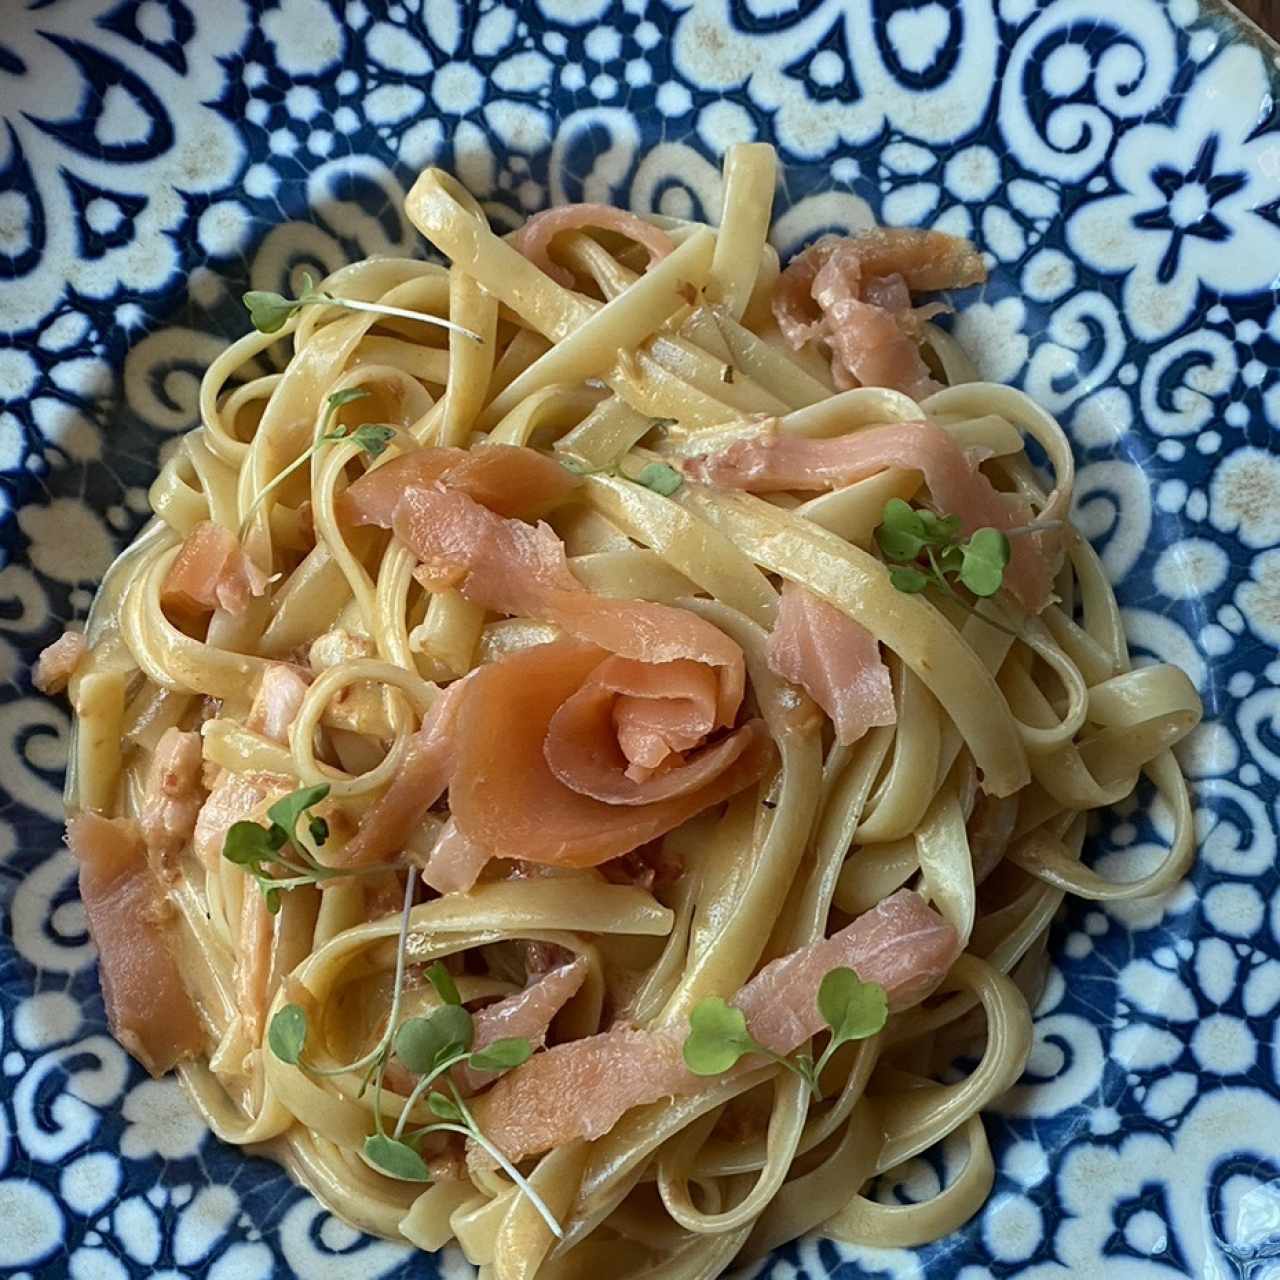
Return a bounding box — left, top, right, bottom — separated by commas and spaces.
3, 2, 1279, 1277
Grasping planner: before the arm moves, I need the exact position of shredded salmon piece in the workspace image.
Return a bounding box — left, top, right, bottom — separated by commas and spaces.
421, 818, 491, 894
192, 772, 287, 869
33, 630, 86, 694
768, 584, 896, 746
600, 840, 684, 894
361, 871, 408, 921
250, 663, 311, 743
192, 664, 308, 869
512, 204, 675, 288
138, 728, 206, 871
450, 640, 773, 868
453, 958, 588, 1095
686, 422, 1054, 611
65, 813, 204, 1077
469, 889, 957, 1164
308, 628, 375, 671
161, 521, 268, 619
338, 443, 579, 527
342, 676, 472, 868
773, 230, 986, 397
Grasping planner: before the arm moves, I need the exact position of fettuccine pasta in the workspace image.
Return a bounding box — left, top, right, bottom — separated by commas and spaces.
43, 142, 1201, 1279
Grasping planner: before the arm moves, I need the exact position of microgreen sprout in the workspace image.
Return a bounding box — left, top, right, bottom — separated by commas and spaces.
874, 498, 1027, 637
265, 905, 560, 1236
558, 455, 684, 497
244, 271, 484, 343
682, 967, 887, 1099
237, 386, 394, 541
221, 781, 392, 911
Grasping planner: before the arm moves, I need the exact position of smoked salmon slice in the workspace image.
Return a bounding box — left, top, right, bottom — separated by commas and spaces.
544, 656, 738, 799
768, 584, 896, 746
774, 230, 986, 398
512, 204, 675, 288
161, 521, 268, 619
449, 640, 773, 868
65, 813, 204, 1076
469, 889, 958, 1163
192, 664, 310, 868
686, 422, 1054, 611
454, 957, 589, 1095
341, 675, 472, 868
338, 443, 579, 527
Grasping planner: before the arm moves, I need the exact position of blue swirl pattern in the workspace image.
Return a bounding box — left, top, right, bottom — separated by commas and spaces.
2, 2, 1280, 1276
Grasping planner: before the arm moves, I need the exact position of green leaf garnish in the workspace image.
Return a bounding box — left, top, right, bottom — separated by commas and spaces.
267, 784, 330, 844
395, 1005, 474, 1075
222, 819, 285, 866
468, 1037, 533, 1073
363, 1133, 431, 1182
268, 1003, 308, 1064
327, 386, 374, 412
280, 888, 564, 1235
889, 566, 929, 594
243, 284, 306, 334
237, 386, 378, 541
876, 499, 928, 562
635, 462, 683, 497
817, 968, 888, 1047
243, 271, 483, 343
426, 962, 461, 1007
875, 499, 1022, 635
221, 781, 392, 910
959, 528, 1012, 598
346, 424, 396, 458
427, 1093, 463, 1122
683, 968, 888, 1100
556, 455, 684, 496
683, 997, 760, 1076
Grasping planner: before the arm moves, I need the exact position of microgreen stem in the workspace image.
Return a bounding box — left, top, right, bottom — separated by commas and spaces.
918, 542, 1023, 642
316, 292, 483, 343
445, 1084, 565, 1240
392, 1050, 468, 1139
238, 389, 365, 541
308, 872, 416, 1080
1004, 519, 1063, 539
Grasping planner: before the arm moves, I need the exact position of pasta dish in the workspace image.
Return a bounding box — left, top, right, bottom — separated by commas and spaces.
38, 142, 1202, 1278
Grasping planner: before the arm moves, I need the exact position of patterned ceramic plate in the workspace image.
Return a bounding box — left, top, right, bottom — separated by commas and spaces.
4, 2, 1280, 1277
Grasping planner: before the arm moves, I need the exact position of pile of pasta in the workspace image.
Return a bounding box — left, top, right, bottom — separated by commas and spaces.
61, 143, 1201, 1279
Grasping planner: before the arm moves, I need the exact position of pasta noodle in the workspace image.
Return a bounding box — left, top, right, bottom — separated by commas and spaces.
51, 141, 1202, 1278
